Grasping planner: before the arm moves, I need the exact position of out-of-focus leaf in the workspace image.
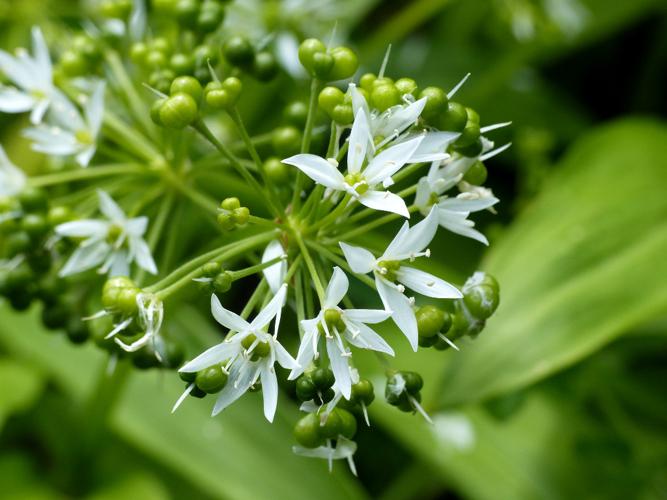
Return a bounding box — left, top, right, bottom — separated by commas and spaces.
87, 474, 168, 500
0, 452, 65, 500
0, 358, 44, 430
0, 307, 367, 500
437, 119, 667, 406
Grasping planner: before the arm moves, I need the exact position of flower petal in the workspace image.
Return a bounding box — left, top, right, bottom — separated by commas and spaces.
364, 135, 423, 186
407, 131, 458, 163
273, 337, 299, 370
344, 320, 395, 355
344, 308, 392, 324
375, 97, 427, 139
339, 242, 375, 274
0, 87, 35, 113
324, 266, 349, 308
211, 294, 251, 332
375, 276, 418, 351
396, 266, 462, 299
262, 240, 287, 294
59, 241, 109, 277
212, 361, 257, 416
260, 363, 279, 422
249, 283, 287, 331
130, 235, 158, 274
359, 190, 410, 218
97, 190, 126, 222
282, 154, 345, 189
346, 109, 371, 174
326, 337, 351, 399
55, 219, 108, 238
179, 340, 241, 372
289, 326, 317, 380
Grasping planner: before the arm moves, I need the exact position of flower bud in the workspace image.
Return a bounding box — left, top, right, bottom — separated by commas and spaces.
170, 75, 203, 101
298, 38, 326, 75
252, 51, 279, 81
294, 413, 323, 448
159, 93, 198, 128
419, 86, 448, 119
195, 364, 228, 393
327, 46, 358, 81
223, 36, 254, 67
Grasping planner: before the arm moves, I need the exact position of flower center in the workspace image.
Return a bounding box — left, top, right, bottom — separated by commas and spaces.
106, 223, 124, 244
75, 129, 93, 145
241, 333, 271, 361
377, 260, 401, 281
344, 172, 369, 194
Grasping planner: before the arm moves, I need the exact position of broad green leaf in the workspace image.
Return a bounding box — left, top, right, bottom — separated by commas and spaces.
0, 307, 367, 500
0, 358, 45, 430
437, 119, 667, 406
87, 474, 169, 500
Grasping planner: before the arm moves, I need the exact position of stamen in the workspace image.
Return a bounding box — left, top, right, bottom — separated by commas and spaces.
437, 332, 460, 351
172, 383, 194, 413
378, 44, 392, 78
408, 395, 433, 424
447, 73, 471, 99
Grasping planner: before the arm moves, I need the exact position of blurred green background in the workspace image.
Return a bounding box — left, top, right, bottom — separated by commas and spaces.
1, 0, 667, 499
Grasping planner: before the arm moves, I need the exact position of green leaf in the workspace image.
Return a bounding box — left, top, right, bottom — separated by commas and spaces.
0, 358, 45, 430
437, 119, 667, 406
0, 307, 367, 500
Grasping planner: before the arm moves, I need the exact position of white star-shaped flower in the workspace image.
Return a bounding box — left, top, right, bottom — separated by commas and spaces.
289, 267, 393, 399
340, 207, 462, 350
283, 109, 424, 217
55, 190, 157, 277
0, 145, 26, 197
0, 27, 56, 124
23, 80, 105, 167
261, 239, 287, 294
178, 285, 298, 422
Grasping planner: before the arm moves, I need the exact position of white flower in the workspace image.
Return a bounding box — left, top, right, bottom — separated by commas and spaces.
23, 81, 105, 167
55, 190, 157, 277
0, 145, 27, 197
262, 239, 287, 294
340, 208, 462, 350
293, 436, 358, 475
283, 109, 425, 217
349, 83, 427, 148
0, 27, 55, 124
178, 285, 298, 422
289, 267, 393, 399
107, 293, 165, 353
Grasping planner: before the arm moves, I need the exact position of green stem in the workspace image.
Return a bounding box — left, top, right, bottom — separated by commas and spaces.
240, 279, 269, 320
308, 194, 353, 233
293, 231, 325, 303
230, 255, 285, 281
155, 231, 277, 299
103, 112, 162, 163
134, 191, 175, 285
28, 164, 144, 187
306, 240, 376, 289
325, 205, 419, 243
391, 161, 427, 185
292, 78, 321, 211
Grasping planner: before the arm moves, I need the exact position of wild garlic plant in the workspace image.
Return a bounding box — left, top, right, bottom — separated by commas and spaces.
0, 0, 507, 473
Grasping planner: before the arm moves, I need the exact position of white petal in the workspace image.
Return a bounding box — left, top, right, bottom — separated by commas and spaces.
389, 206, 438, 258
396, 267, 462, 299
262, 240, 287, 294
212, 362, 257, 416
439, 196, 498, 212
31, 27, 52, 81
375, 97, 427, 139
85, 81, 105, 135
59, 241, 109, 277
407, 131, 459, 162
359, 190, 410, 218
260, 364, 279, 422
211, 294, 251, 332
289, 327, 317, 380
0, 87, 35, 112
130, 236, 157, 274
324, 266, 349, 308
344, 308, 392, 324
339, 242, 375, 274
179, 340, 241, 372
282, 154, 345, 189
375, 276, 418, 351
107, 250, 130, 277
346, 109, 371, 174
344, 320, 395, 355
326, 337, 351, 399
383, 220, 410, 258
124, 216, 148, 237
273, 338, 299, 370
293, 436, 357, 460
438, 210, 489, 245
275, 32, 305, 78
0, 51, 33, 90
55, 220, 108, 238
348, 83, 370, 124
364, 135, 423, 186
97, 190, 126, 222
29, 98, 50, 124
249, 284, 287, 331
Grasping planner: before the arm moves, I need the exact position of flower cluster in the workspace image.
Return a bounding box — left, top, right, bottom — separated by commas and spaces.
0, 0, 506, 473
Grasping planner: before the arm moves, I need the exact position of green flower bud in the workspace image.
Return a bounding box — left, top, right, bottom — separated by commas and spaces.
294, 413, 323, 448
454, 137, 483, 157
454, 117, 481, 148
6, 231, 31, 255
205, 84, 230, 109
438, 101, 467, 132
402, 371, 423, 394
312, 52, 334, 79
212, 272, 232, 293
371, 83, 400, 112
170, 76, 203, 101
416, 304, 447, 338
252, 51, 279, 81
327, 46, 358, 81
197, 0, 225, 32
311, 367, 335, 391
464, 161, 488, 185
174, 0, 199, 27
41, 302, 69, 330
272, 126, 301, 157
319, 408, 343, 439
170, 53, 195, 75
18, 187, 47, 213
264, 157, 290, 183
150, 98, 166, 125
298, 38, 326, 75
190, 385, 207, 398
224, 36, 254, 67
295, 375, 317, 401
463, 273, 500, 320
72, 35, 100, 61
338, 408, 357, 439
149, 70, 175, 94
159, 93, 198, 128
60, 50, 88, 77
351, 379, 375, 405
395, 77, 418, 96
241, 333, 270, 360
66, 317, 90, 345
221, 197, 240, 210
398, 391, 421, 412
47, 206, 73, 226
195, 364, 228, 393
202, 261, 221, 277
359, 72, 376, 91
21, 213, 48, 239
117, 287, 140, 316
233, 206, 250, 226
130, 42, 148, 64
222, 76, 242, 100
151, 37, 171, 54
179, 367, 196, 383
318, 86, 345, 115
146, 50, 168, 69
332, 104, 353, 125
217, 212, 235, 231
283, 101, 308, 127
419, 86, 448, 120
